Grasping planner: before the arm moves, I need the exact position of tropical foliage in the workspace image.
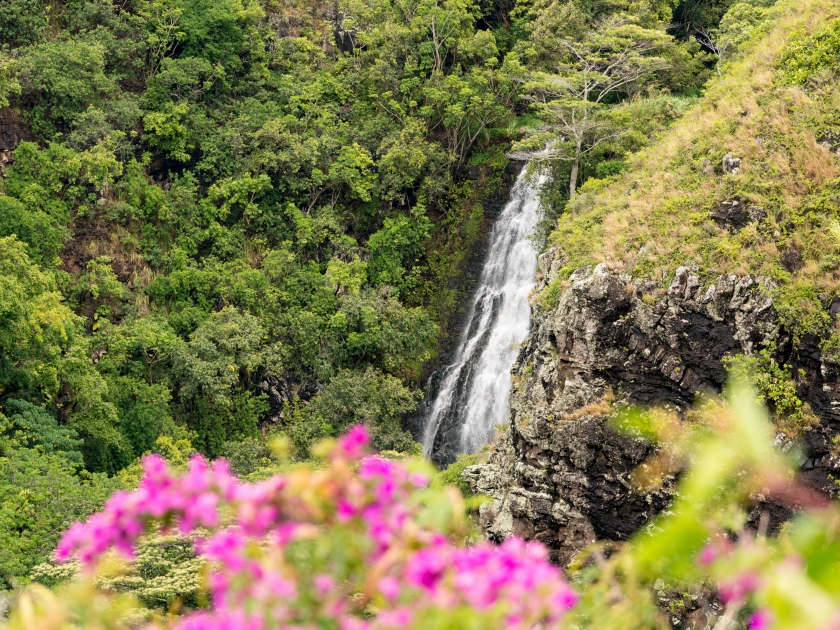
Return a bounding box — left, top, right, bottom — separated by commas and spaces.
3, 0, 838, 621
10, 385, 840, 629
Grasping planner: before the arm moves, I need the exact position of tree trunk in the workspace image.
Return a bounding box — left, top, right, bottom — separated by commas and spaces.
569, 157, 580, 200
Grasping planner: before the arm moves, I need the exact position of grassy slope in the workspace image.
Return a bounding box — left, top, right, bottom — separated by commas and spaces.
542, 0, 840, 338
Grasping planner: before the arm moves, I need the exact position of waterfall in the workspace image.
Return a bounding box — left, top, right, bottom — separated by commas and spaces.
422, 166, 543, 459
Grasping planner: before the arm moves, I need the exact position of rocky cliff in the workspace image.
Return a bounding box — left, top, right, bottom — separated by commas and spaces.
466, 257, 840, 565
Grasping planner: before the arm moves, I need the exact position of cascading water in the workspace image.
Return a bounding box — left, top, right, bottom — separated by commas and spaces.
422, 166, 543, 460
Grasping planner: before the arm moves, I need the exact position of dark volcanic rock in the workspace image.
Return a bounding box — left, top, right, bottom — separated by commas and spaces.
0, 110, 32, 174
781, 246, 804, 272
467, 261, 840, 565
710, 200, 750, 230
0, 111, 31, 153
465, 263, 793, 565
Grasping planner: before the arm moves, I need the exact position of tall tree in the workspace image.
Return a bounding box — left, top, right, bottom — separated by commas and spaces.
525, 19, 670, 198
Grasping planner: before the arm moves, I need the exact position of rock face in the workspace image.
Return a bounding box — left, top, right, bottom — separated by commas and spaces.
710, 200, 766, 231
464, 259, 840, 565
722, 152, 742, 174
0, 110, 32, 173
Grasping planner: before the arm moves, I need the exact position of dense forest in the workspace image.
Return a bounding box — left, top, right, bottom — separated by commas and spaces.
0, 0, 814, 602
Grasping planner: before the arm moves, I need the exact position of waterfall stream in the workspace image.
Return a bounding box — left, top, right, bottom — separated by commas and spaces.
422, 166, 543, 460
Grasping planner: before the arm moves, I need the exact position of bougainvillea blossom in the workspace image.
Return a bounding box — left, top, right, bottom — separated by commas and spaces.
56, 426, 577, 629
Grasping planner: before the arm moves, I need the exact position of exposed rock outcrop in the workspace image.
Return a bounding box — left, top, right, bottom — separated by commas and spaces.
710, 200, 766, 231
722, 152, 742, 174
465, 262, 840, 565
0, 110, 32, 174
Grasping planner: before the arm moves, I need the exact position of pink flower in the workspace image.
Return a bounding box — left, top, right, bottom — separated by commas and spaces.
314, 574, 336, 596
406, 546, 450, 590
719, 572, 762, 604
340, 618, 371, 630
554, 585, 580, 610
376, 607, 412, 628
337, 500, 356, 522
337, 425, 370, 459
697, 537, 733, 567
53, 432, 579, 630
408, 473, 429, 488
697, 544, 718, 566
378, 576, 401, 602
748, 608, 773, 630
359, 457, 394, 481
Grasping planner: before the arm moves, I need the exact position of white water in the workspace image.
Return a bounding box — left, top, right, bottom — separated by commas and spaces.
422, 167, 543, 457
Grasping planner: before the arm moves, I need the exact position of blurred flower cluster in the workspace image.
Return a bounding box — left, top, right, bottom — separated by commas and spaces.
10, 381, 840, 630
23, 426, 576, 630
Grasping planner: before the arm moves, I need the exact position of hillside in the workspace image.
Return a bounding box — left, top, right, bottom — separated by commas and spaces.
541, 0, 840, 339
3, 0, 840, 618
0, 0, 727, 591
469, 0, 840, 581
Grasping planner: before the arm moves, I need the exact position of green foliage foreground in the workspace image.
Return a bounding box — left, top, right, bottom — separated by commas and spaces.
4, 383, 840, 629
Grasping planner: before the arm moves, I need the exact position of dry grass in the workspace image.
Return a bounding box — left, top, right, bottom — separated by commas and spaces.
546, 0, 840, 335
563, 388, 616, 421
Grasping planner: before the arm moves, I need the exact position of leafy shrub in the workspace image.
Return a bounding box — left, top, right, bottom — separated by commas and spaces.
36, 427, 577, 629
594, 160, 626, 179
723, 346, 817, 435
142, 102, 193, 163
32, 530, 206, 611
16, 40, 115, 138
0, 196, 65, 265
218, 436, 272, 477
0, 236, 126, 473
0, 0, 48, 47
777, 18, 840, 85
289, 368, 421, 456
1, 400, 84, 465
0, 447, 120, 588
431, 453, 480, 497
366, 213, 433, 295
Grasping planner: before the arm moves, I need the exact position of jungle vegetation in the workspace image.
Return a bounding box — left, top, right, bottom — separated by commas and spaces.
0, 0, 787, 591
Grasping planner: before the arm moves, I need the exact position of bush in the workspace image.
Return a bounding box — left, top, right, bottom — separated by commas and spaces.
432, 453, 480, 497
0, 196, 65, 265
777, 18, 840, 85
723, 346, 818, 436
0, 448, 120, 588
15, 386, 840, 629
594, 160, 626, 179
1, 400, 84, 465
30, 427, 577, 629
218, 436, 272, 477
289, 368, 421, 456
31, 530, 206, 611
16, 39, 115, 138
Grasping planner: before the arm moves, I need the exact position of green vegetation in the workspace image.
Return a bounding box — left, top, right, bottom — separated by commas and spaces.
723, 346, 817, 436
12, 383, 840, 630
0, 0, 829, 596
536, 0, 840, 343
0, 448, 121, 588
30, 530, 206, 612
777, 18, 840, 86
432, 452, 480, 497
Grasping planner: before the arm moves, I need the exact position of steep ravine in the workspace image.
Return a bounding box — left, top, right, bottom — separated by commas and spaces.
465, 257, 840, 566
